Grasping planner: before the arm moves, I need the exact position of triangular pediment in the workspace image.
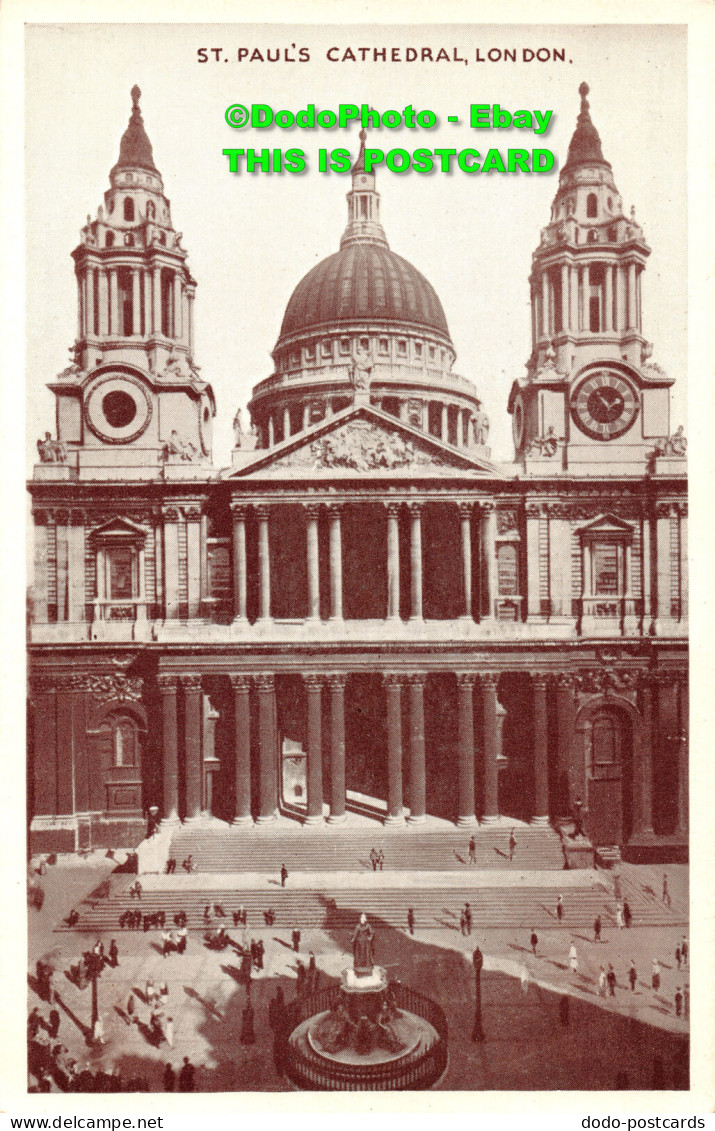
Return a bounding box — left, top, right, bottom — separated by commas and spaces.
226, 405, 503, 480
575, 512, 634, 536
88, 516, 148, 541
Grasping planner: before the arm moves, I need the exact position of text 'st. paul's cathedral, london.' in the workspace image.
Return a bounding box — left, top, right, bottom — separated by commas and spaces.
28, 84, 687, 864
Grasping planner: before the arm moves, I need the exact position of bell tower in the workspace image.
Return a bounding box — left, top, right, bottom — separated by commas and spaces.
509, 83, 675, 475
44, 86, 215, 480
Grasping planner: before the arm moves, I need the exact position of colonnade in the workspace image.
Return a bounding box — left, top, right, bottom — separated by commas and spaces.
76, 262, 194, 349
229, 499, 499, 623
156, 669, 555, 829
532, 258, 642, 343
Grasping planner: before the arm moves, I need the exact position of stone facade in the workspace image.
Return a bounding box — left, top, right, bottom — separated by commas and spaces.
28, 88, 687, 859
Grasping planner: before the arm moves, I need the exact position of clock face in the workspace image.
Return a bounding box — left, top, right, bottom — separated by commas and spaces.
84, 373, 152, 444
570, 372, 639, 441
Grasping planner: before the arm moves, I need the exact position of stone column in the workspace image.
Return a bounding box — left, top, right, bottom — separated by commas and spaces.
109, 269, 119, 336
327, 505, 343, 621
255, 674, 277, 822
304, 675, 324, 824
541, 270, 549, 338
456, 673, 477, 828
480, 673, 500, 822
604, 264, 613, 332
561, 263, 569, 331
181, 674, 203, 822
386, 503, 401, 620
132, 270, 141, 335
384, 674, 405, 825
67, 510, 86, 623
98, 269, 109, 335
582, 264, 590, 329
327, 674, 347, 823
655, 503, 672, 629
142, 272, 151, 338
305, 503, 321, 621
283, 406, 291, 441
256, 505, 272, 621
268, 416, 275, 448
525, 503, 542, 620
158, 675, 180, 824
632, 678, 655, 837
302, 403, 310, 431
481, 502, 497, 622
407, 674, 426, 824
615, 265, 626, 332
32, 511, 49, 624
162, 507, 180, 620
86, 269, 95, 337
408, 503, 423, 620
153, 266, 162, 335
230, 675, 252, 824
554, 675, 575, 818
187, 289, 195, 354
570, 266, 579, 333
675, 675, 688, 836
532, 675, 550, 824
641, 510, 653, 630
231, 506, 247, 621
459, 502, 473, 619
173, 273, 183, 340
185, 507, 202, 618
441, 403, 449, 443
627, 262, 637, 330
678, 503, 688, 621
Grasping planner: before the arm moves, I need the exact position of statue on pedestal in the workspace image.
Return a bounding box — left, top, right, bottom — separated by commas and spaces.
351, 913, 375, 976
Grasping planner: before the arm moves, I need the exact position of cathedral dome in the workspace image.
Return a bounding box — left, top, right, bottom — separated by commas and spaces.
277, 242, 451, 347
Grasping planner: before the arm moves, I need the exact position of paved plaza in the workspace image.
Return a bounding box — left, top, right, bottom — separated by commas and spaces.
27, 852, 689, 1092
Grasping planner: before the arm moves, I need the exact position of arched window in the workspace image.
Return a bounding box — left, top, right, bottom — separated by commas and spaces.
123, 197, 135, 221
592, 712, 621, 768
146, 201, 155, 220
113, 717, 138, 767
105, 232, 114, 248
586, 193, 598, 218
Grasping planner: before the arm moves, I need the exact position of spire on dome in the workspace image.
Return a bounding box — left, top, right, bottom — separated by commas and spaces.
562, 82, 611, 173
113, 85, 158, 174
340, 126, 388, 248
351, 128, 368, 176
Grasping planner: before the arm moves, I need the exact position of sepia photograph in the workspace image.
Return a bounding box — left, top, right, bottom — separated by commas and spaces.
11, 10, 706, 1108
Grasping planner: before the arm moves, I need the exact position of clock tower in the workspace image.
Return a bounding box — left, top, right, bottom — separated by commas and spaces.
44, 86, 215, 482
508, 83, 675, 475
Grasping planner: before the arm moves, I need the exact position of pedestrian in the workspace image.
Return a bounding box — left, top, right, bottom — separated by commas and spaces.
161, 930, 172, 957
280, 864, 288, 888
675, 944, 682, 970
674, 987, 683, 1017
370, 848, 378, 872
459, 909, 466, 936
178, 1056, 195, 1092
628, 961, 637, 991
108, 939, 119, 967
126, 993, 135, 1025
255, 939, 265, 971
520, 965, 530, 995
165, 1016, 174, 1047
598, 966, 607, 997
681, 937, 688, 965
177, 927, 187, 954
623, 900, 632, 928
593, 915, 601, 943
159, 982, 169, 1007
468, 836, 476, 865
292, 928, 301, 953
556, 894, 563, 922
377, 849, 384, 871
572, 797, 585, 838
93, 1016, 105, 1046
530, 929, 538, 956
508, 829, 516, 862
296, 961, 306, 998
182, 856, 193, 874
662, 873, 671, 907
558, 994, 569, 1027
651, 958, 661, 992
569, 943, 578, 975
407, 908, 415, 936
203, 905, 211, 924
464, 903, 472, 936
307, 952, 317, 993
48, 1007, 60, 1039
615, 904, 624, 930
146, 980, 156, 1007
606, 964, 616, 997
163, 1063, 175, 1092
134, 880, 143, 899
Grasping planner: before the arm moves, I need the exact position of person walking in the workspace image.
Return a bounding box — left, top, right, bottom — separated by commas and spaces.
280, 864, 288, 888
292, 928, 301, 953
370, 848, 378, 872
146, 980, 156, 1008
569, 943, 578, 976
623, 900, 632, 928
162, 930, 172, 957
606, 964, 617, 997
468, 836, 476, 865
556, 894, 563, 923
178, 1057, 195, 1092
464, 903, 472, 936
615, 904, 624, 930
662, 873, 671, 908
377, 849, 384, 871
593, 915, 602, 943
675, 944, 682, 970
674, 987, 683, 1017
407, 908, 415, 936
177, 926, 187, 954
163, 1063, 175, 1092
48, 1007, 60, 1039
127, 993, 136, 1025
598, 966, 607, 997
651, 958, 661, 993
628, 961, 637, 992
681, 937, 688, 965
530, 929, 538, 957
307, 952, 317, 994
165, 1016, 174, 1048
459, 908, 466, 936
508, 829, 517, 862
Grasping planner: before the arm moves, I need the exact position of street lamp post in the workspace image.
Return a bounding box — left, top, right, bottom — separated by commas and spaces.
85, 950, 104, 1043
472, 946, 485, 1042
